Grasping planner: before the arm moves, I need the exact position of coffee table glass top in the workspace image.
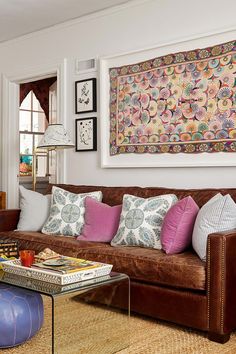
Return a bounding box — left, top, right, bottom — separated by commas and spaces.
0, 270, 128, 297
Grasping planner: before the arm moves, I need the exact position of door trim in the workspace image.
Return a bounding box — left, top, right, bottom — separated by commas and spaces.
1, 59, 68, 208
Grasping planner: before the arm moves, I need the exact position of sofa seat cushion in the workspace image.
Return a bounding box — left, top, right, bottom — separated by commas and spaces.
0, 231, 206, 291
0, 231, 106, 258
75, 245, 206, 291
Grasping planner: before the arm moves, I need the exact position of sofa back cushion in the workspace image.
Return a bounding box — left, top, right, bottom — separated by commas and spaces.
161, 196, 199, 254
17, 186, 51, 232
42, 186, 102, 237
77, 197, 122, 242
46, 184, 236, 208
111, 194, 177, 249
192, 193, 236, 261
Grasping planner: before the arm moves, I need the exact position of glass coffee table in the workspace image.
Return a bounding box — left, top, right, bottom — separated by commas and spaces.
0, 271, 130, 354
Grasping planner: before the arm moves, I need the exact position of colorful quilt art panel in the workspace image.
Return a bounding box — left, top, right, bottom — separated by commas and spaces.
109, 41, 236, 155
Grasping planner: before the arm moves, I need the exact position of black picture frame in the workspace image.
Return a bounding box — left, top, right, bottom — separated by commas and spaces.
75, 78, 97, 114
75, 117, 97, 152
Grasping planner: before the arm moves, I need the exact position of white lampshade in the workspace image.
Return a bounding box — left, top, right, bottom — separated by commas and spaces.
37, 124, 74, 149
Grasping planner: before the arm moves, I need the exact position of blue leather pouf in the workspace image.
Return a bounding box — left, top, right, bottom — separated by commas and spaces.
0, 283, 44, 348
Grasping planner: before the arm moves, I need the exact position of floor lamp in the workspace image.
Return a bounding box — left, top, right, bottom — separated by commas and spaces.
32, 124, 74, 191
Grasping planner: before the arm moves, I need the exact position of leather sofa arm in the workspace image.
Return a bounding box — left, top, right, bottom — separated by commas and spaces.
206, 229, 236, 342
0, 209, 21, 232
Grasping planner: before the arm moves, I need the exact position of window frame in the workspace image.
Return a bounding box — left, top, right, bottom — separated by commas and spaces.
19, 90, 48, 177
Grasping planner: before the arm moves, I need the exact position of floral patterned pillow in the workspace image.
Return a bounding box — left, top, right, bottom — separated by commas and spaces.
42, 186, 102, 236
111, 194, 178, 249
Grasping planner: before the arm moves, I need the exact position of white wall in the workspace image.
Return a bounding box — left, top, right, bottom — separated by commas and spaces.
0, 0, 236, 191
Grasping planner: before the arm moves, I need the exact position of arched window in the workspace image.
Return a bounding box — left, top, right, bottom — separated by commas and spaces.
19, 91, 48, 177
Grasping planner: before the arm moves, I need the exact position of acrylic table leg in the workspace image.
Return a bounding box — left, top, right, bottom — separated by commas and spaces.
51, 296, 55, 354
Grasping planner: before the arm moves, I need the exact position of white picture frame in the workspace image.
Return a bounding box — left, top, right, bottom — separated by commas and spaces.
99, 29, 236, 168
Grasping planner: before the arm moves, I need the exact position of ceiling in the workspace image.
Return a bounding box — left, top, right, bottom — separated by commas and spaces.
0, 0, 132, 43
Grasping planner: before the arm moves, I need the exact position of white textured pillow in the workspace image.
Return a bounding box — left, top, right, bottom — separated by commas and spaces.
42, 186, 102, 236
192, 193, 236, 261
111, 193, 177, 249
17, 186, 51, 232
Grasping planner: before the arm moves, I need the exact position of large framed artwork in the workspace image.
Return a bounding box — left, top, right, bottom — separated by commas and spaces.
100, 31, 236, 167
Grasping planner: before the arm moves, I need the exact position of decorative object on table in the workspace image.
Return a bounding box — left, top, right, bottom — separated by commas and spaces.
17, 186, 51, 231
19, 250, 35, 267
33, 123, 74, 190
1, 270, 112, 294
0, 283, 44, 348
111, 193, 177, 249
35, 248, 61, 262
75, 117, 97, 151
109, 40, 236, 156
1, 257, 113, 285
75, 78, 97, 113
0, 255, 16, 269
42, 186, 102, 236
0, 239, 18, 257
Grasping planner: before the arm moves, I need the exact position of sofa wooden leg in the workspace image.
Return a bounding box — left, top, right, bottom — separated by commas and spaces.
208, 332, 230, 343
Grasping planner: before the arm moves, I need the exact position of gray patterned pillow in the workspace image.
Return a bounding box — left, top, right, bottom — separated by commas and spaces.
111, 194, 178, 249
42, 186, 102, 236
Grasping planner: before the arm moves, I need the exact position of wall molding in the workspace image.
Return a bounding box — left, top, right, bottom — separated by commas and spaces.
0, 0, 151, 47
100, 27, 236, 61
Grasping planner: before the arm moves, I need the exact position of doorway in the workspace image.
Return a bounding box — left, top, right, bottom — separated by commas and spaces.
19, 77, 57, 194
1, 60, 68, 208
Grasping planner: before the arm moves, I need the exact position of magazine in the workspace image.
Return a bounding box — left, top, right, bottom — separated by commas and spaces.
32, 257, 103, 274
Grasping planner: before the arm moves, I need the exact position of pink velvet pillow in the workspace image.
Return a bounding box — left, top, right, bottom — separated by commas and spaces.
77, 197, 122, 242
160, 196, 199, 254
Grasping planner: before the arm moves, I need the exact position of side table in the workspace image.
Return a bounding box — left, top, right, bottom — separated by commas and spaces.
0, 271, 130, 354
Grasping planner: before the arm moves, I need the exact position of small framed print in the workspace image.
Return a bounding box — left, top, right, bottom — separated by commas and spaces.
75, 78, 97, 114
75, 117, 97, 151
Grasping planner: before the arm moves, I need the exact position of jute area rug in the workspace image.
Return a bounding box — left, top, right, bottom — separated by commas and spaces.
2, 296, 236, 354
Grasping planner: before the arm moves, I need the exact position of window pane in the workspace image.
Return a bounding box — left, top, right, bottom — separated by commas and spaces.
34, 134, 44, 149
19, 111, 31, 131
20, 134, 33, 154
20, 91, 31, 110
37, 156, 47, 177
32, 92, 43, 112
19, 155, 32, 176
33, 112, 47, 132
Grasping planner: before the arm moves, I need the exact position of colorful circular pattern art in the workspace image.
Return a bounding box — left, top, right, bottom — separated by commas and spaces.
109, 40, 236, 154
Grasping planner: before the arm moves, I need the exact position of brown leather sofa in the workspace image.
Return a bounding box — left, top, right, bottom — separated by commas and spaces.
0, 184, 236, 343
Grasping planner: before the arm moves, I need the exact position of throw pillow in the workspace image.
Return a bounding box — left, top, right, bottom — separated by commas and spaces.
111, 194, 177, 249
17, 186, 51, 232
77, 197, 122, 242
192, 193, 236, 261
161, 196, 199, 255
42, 186, 102, 236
